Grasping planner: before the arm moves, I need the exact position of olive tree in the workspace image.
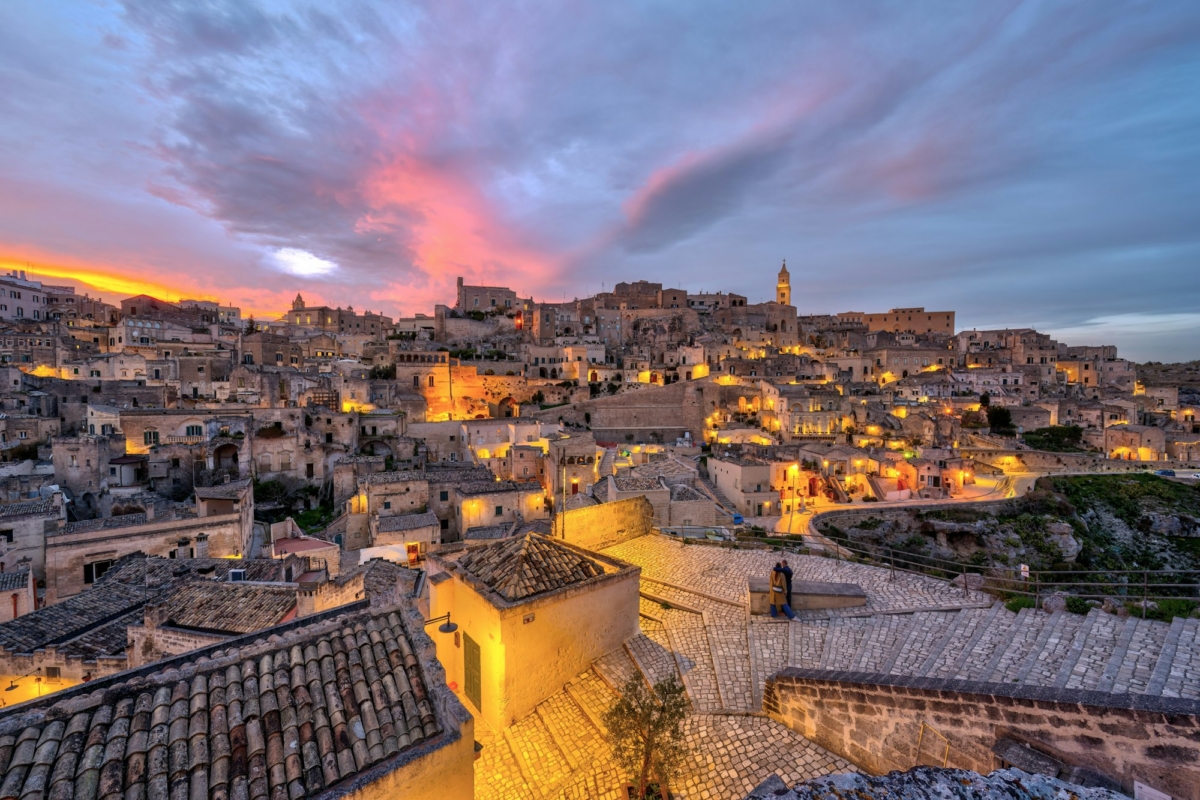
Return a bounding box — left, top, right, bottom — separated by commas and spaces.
602, 675, 689, 799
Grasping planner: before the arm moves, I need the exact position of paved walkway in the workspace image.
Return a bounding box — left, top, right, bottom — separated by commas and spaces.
473, 534, 1198, 798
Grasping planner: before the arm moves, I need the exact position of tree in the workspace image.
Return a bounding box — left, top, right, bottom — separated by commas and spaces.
602, 675, 689, 799
986, 405, 1015, 435
244, 316, 256, 334
979, 391, 991, 407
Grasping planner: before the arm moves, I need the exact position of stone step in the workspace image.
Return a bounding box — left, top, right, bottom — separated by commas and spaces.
475, 727, 538, 800
955, 606, 1023, 681
886, 611, 958, 675
593, 646, 640, 693
749, 619, 790, 710
922, 605, 1001, 679
665, 624, 722, 712
507, 712, 573, 795
1052, 609, 1104, 688
567, 671, 617, 737
1093, 615, 1140, 693
851, 613, 911, 674
1165, 618, 1200, 700
1065, 610, 1126, 691
792, 619, 828, 670
1146, 616, 1187, 696
989, 609, 1057, 683
1016, 609, 1085, 686
537, 691, 610, 774
626, 624, 681, 689
709, 624, 755, 711
1111, 616, 1170, 694
820, 617, 872, 671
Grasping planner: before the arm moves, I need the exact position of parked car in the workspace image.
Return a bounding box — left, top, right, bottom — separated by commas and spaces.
1154, 469, 1176, 477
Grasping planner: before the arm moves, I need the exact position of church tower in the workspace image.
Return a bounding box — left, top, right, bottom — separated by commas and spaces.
776, 260, 791, 306
292, 293, 305, 311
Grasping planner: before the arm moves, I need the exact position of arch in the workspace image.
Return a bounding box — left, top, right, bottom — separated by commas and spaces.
586, 455, 594, 464
498, 397, 517, 418
360, 440, 394, 457
589, 370, 598, 382
213, 443, 239, 469
539, 367, 547, 379
550, 368, 559, 379
650, 373, 659, 384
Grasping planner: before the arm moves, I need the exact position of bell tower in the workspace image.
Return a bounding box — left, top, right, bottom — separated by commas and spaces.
776, 260, 791, 306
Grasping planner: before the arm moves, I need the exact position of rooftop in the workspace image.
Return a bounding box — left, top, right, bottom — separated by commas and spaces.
194, 478, 252, 500
0, 499, 56, 519
454, 533, 605, 602
375, 511, 439, 533
0, 604, 447, 800
155, 582, 297, 635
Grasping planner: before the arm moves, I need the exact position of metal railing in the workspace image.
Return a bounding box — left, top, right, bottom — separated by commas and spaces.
807, 529, 1200, 618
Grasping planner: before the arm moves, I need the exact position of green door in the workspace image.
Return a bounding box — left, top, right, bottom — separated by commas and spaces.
463, 632, 481, 711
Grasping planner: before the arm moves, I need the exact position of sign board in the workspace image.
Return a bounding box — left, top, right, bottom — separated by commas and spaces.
1019, 564, 1030, 580
1135, 781, 1171, 800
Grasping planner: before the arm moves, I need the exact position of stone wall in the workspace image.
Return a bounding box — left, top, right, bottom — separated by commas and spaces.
764, 669, 1200, 800
127, 623, 227, 668
553, 496, 653, 551
960, 448, 1200, 472
531, 379, 715, 443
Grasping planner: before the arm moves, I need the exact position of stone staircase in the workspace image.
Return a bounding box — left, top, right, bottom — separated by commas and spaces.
697, 475, 739, 518
797, 606, 1200, 699
597, 448, 617, 478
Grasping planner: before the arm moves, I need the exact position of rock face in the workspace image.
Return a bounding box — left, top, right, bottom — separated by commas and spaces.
1044, 522, 1082, 562
744, 767, 1127, 800
1141, 512, 1199, 537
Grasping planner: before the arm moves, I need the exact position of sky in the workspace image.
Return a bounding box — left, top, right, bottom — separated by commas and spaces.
2, 1, 1199, 361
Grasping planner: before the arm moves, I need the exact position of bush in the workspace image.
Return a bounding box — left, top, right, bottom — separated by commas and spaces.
1064, 596, 1091, 615
1005, 596, 1036, 613
1134, 598, 1198, 622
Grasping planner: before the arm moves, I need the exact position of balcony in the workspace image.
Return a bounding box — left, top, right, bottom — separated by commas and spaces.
165, 435, 206, 445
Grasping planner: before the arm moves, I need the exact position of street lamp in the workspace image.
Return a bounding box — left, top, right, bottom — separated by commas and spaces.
424, 613, 459, 634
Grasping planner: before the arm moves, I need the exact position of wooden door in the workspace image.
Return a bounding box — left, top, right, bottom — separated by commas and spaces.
463, 632, 481, 711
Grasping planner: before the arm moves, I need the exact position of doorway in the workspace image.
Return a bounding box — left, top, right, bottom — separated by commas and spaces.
464, 632, 481, 711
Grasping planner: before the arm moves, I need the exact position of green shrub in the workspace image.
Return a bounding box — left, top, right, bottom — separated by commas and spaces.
1005, 596, 1036, 613
1064, 596, 1091, 615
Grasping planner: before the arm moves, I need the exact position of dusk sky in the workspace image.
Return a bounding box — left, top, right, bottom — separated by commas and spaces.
2, 2, 1199, 360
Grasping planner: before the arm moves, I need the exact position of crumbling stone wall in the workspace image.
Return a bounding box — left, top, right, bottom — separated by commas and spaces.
763, 669, 1200, 800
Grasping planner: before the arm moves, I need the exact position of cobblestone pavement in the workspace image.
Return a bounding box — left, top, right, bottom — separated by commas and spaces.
475, 535, 1198, 799
606, 536, 991, 613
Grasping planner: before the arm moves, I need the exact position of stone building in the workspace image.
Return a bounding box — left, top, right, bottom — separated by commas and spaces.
428, 532, 639, 730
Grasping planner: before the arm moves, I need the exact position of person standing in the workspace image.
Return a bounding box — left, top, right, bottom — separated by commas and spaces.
770, 562, 796, 619
778, 559, 794, 608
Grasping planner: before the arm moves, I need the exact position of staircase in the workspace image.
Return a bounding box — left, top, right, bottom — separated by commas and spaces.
697, 476, 740, 519
790, 606, 1200, 699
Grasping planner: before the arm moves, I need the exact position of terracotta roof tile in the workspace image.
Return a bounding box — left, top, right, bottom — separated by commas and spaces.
454, 532, 604, 601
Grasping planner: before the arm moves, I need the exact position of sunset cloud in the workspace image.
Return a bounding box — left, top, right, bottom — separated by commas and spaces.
0, 1, 1197, 358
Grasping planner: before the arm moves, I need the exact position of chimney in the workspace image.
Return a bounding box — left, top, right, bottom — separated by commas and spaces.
195, 533, 209, 559
144, 601, 170, 629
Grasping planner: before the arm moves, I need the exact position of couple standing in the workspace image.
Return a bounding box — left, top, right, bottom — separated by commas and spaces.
770, 559, 795, 619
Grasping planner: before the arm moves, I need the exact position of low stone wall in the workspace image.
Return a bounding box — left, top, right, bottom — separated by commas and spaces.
554, 496, 653, 551
960, 448, 1200, 472
763, 668, 1200, 800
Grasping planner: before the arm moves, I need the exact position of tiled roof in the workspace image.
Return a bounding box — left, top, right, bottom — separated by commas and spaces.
0, 582, 151, 655
463, 525, 511, 541
0, 499, 56, 519
194, 478, 252, 500
363, 466, 491, 486
455, 533, 603, 602
99, 555, 288, 587
159, 583, 297, 635
60, 513, 150, 535
0, 605, 442, 799
591, 478, 610, 503
669, 484, 707, 502
375, 512, 438, 533
456, 480, 520, 496
563, 493, 598, 510
613, 475, 665, 492
0, 571, 28, 592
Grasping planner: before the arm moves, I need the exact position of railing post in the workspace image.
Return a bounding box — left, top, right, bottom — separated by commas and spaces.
889, 547, 895, 582
1034, 571, 1040, 613
1142, 570, 1148, 620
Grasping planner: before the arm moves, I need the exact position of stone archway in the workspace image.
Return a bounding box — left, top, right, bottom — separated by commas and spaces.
213, 443, 239, 469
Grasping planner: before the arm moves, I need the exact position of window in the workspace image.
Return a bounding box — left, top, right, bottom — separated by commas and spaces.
186, 425, 203, 437
495, 505, 503, 517
439, 490, 449, 502
383, 501, 391, 510
428, 375, 435, 387
0, 530, 12, 544
84, 559, 113, 584
229, 569, 246, 582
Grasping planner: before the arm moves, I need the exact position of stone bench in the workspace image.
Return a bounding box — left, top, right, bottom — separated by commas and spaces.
748, 576, 867, 615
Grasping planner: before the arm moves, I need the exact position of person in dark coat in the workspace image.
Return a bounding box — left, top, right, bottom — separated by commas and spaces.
776, 560, 794, 608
